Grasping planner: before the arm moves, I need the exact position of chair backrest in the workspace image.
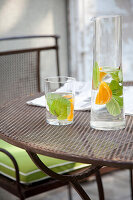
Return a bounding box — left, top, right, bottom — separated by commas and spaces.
0, 35, 60, 107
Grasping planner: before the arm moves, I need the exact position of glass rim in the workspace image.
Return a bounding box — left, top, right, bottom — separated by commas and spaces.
96, 15, 121, 19
43, 76, 76, 84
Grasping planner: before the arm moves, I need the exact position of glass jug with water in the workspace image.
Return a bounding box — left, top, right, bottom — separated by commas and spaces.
90, 15, 125, 130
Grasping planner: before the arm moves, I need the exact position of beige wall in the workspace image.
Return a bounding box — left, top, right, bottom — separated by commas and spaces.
0, 0, 68, 77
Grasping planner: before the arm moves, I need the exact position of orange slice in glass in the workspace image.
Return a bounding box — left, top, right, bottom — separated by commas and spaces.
95, 81, 112, 105
99, 67, 107, 82
64, 95, 74, 121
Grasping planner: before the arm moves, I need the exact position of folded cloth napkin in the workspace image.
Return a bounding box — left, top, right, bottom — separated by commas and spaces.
124, 86, 133, 116
27, 81, 91, 110
27, 82, 133, 116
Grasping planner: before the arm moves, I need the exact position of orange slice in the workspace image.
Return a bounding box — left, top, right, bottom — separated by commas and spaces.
99, 67, 107, 82
95, 81, 112, 105
64, 95, 74, 121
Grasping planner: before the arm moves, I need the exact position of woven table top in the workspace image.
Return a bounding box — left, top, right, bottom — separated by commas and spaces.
0, 93, 133, 169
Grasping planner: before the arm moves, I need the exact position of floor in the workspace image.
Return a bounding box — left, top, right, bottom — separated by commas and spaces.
0, 169, 131, 200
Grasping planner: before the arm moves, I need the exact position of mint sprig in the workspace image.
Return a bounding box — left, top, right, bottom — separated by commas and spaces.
106, 70, 123, 116
46, 93, 60, 115
110, 69, 123, 83
93, 62, 100, 89
118, 70, 123, 82
113, 96, 123, 109
109, 80, 123, 96
110, 71, 119, 82
106, 97, 121, 116
93, 63, 124, 117
46, 93, 71, 120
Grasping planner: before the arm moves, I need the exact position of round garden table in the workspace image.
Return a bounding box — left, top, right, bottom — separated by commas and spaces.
0, 89, 133, 200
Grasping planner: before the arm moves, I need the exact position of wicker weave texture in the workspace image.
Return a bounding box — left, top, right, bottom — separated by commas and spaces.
0, 52, 39, 107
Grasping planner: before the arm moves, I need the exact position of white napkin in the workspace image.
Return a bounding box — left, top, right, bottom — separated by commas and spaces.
27, 81, 91, 110
27, 83, 133, 115
124, 86, 133, 116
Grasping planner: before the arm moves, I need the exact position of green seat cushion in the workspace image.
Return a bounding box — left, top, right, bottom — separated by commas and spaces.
0, 140, 90, 184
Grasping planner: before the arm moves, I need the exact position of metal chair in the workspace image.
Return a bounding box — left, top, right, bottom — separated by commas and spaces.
0, 35, 104, 200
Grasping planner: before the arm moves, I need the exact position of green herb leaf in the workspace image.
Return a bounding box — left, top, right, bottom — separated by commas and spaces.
46, 93, 60, 115
46, 93, 71, 120
113, 96, 123, 109
110, 69, 123, 83
118, 70, 123, 82
106, 97, 121, 116
93, 62, 100, 89
109, 80, 123, 96
110, 71, 119, 82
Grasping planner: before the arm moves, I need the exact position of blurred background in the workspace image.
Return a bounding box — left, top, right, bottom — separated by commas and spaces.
0, 0, 133, 83
0, 0, 133, 200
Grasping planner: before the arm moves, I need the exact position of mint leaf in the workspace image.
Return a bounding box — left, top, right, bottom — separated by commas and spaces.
46, 93, 71, 120
109, 80, 123, 96
106, 97, 121, 116
113, 96, 123, 109
110, 71, 119, 82
110, 69, 123, 83
93, 62, 100, 89
46, 93, 61, 115
53, 97, 71, 120
118, 70, 123, 82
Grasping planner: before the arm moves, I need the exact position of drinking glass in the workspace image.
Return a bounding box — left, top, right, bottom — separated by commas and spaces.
90, 15, 125, 130
44, 76, 75, 125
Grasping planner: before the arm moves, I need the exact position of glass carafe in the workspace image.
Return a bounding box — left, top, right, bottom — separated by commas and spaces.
90, 15, 125, 130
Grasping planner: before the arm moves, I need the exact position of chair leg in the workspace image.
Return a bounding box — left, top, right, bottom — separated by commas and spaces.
0, 148, 25, 200
20, 197, 25, 200
130, 169, 133, 200
70, 179, 92, 200
67, 183, 73, 200
95, 170, 105, 200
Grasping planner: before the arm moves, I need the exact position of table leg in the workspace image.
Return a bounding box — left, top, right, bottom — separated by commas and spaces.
67, 184, 72, 200
96, 170, 105, 200
130, 169, 133, 200
27, 150, 103, 200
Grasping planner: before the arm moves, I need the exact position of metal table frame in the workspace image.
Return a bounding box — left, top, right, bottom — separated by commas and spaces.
0, 88, 133, 199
